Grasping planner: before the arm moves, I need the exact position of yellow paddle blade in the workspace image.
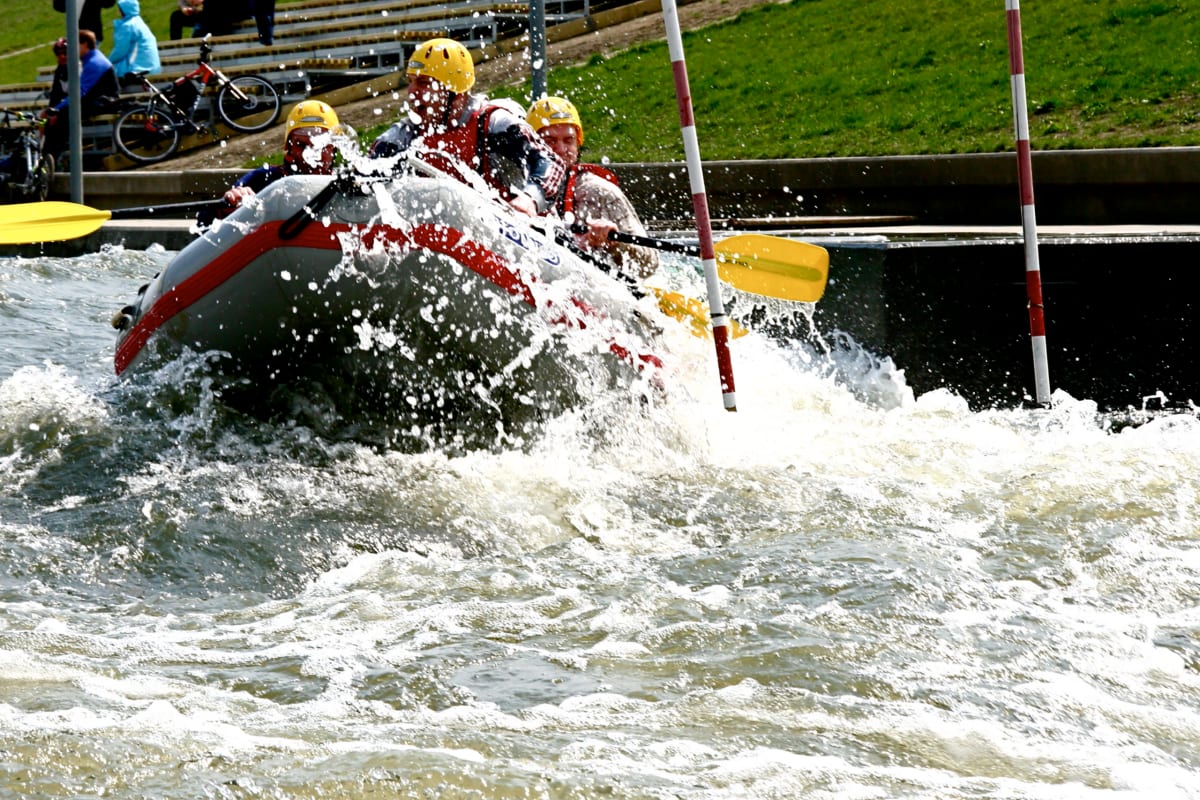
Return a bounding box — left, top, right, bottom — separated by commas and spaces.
714, 234, 829, 303
0, 201, 112, 245
651, 287, 749, 340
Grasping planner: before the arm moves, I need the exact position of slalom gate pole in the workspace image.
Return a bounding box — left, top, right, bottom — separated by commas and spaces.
1005, 0, 1052, 407
662, 0, 737, 411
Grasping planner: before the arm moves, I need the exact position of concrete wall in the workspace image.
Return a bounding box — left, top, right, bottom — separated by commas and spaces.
615, 147, 1200, 226
61, 146, 1200, 226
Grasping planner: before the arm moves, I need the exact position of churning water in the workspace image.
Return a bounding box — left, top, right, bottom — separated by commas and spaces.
1, 243, 1198, 799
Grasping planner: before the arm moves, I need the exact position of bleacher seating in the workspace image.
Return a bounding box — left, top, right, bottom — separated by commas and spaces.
0, 0, 630, 170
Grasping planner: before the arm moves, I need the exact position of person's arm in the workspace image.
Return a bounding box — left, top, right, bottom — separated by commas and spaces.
487, 109, 565, 215
76, 56, 105, 100
197, 166, 279, 226
108, 29, 131, 73
575, 174, 660, 278
368, 123, 415, 162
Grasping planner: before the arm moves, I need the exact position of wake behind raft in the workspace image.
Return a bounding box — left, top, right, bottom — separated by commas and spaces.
110, 172, 672, 444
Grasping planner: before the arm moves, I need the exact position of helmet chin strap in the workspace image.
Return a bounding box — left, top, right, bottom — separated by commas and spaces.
440, 92, 459, 130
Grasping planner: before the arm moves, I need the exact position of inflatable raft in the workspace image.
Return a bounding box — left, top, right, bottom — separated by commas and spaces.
112, 174, 666, 444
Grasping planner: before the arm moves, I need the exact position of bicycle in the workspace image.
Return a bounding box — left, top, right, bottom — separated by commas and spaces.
112, 34, 282, 164
0, 108, 53, 203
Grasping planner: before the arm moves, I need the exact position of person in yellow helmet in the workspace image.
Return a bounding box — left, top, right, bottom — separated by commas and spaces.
369, 37, 565, 217
527, 96, 658, 279
198, 100, 342, 228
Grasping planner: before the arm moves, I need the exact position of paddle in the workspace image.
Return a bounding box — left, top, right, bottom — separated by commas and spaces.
110, 199, 226, 219
0, 199, 226, 245
0, 201, 112, 245
549, 226, 747, 341
604, 229, 829, 303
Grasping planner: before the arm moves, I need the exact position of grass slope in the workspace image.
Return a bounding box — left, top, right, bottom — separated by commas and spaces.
0, 0, 180, 88
493, 0, 1200, 160
4, 0, 1200, 160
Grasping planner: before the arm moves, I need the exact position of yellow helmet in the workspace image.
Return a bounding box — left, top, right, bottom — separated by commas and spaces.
285, 100, 340, 143
526, 96, 584, 145
406, 38, 475, 94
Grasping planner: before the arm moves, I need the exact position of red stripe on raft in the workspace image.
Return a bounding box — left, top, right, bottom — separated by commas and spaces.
671, 61, 694, 127
1006, 10, 1024, 75
114, 220, 338, 373
115, 220, 661, 374
361, 224, 540, 307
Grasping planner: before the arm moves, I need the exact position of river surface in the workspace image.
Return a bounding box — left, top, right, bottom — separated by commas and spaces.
1, 243, 1198, 799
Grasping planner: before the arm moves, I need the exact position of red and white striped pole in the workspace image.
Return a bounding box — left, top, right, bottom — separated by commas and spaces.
1005, 0, 1051, 406
662, 0, 737, 411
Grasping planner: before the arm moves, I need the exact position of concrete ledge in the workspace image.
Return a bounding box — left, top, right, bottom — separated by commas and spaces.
614, 147, 1200, 226
52, 147, 1200, 226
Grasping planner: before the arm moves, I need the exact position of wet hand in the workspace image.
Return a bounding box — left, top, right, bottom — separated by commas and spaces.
508, 192, 537, 216
223, 186, 256, 207
584, 219, 616, 250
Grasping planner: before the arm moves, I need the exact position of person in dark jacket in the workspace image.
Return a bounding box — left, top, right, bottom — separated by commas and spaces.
253, 0, 275, 45
53, 0, 117, 44
40, 29, 120, 162
197, 100, 341, 228
46, 37, 70, 109
200, 0, 253, 37
169, 0, 205, 41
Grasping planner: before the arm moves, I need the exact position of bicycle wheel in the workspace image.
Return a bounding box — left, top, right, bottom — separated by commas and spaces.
114, 107, 182, 164
30, 150, 53, 202
216, 76, 281, 133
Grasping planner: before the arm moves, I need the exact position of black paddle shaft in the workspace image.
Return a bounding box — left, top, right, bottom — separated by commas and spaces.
109, 199, 226, 220
569, 222, 700, 257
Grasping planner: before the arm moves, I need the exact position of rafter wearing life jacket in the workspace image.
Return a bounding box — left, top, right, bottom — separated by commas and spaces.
409, 100, 565, 214
556, 163, 620, 217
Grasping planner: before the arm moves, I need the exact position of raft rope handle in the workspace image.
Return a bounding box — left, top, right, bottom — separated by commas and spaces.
277, 169, 396, 241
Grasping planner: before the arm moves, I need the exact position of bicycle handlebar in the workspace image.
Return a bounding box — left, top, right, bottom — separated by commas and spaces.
0, 108, 38, 125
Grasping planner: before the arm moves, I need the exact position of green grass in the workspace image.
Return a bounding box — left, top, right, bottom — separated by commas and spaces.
485, 0, 1200, 159
0, 0, 181, 88
6, 0, 1200, 159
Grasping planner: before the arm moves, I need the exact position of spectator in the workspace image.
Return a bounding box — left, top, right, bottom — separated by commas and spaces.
109, 0, 161, 90
40, 29, 120, 163
254, 0, 275, 46
53, 0, 117, 45
169, 0, 205, 41
46, 37, 70, 109
201, 0, 253, 37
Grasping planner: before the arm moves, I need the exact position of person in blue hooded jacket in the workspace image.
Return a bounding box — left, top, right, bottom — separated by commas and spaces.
109, 0, 161, 89
40, 29, 120, 162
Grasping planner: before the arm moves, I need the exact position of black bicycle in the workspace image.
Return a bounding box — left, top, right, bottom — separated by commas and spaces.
0, 108, 53, 203
112, 34, 282, 164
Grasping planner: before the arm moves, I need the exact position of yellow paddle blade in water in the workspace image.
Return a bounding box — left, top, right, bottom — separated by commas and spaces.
0, 201, 112, 245
651, 287, 749, 340
715, 234, 829, 303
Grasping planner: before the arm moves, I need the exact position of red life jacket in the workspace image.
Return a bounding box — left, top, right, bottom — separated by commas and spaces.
557, 163, 620, 216
414, 104, 512, 201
